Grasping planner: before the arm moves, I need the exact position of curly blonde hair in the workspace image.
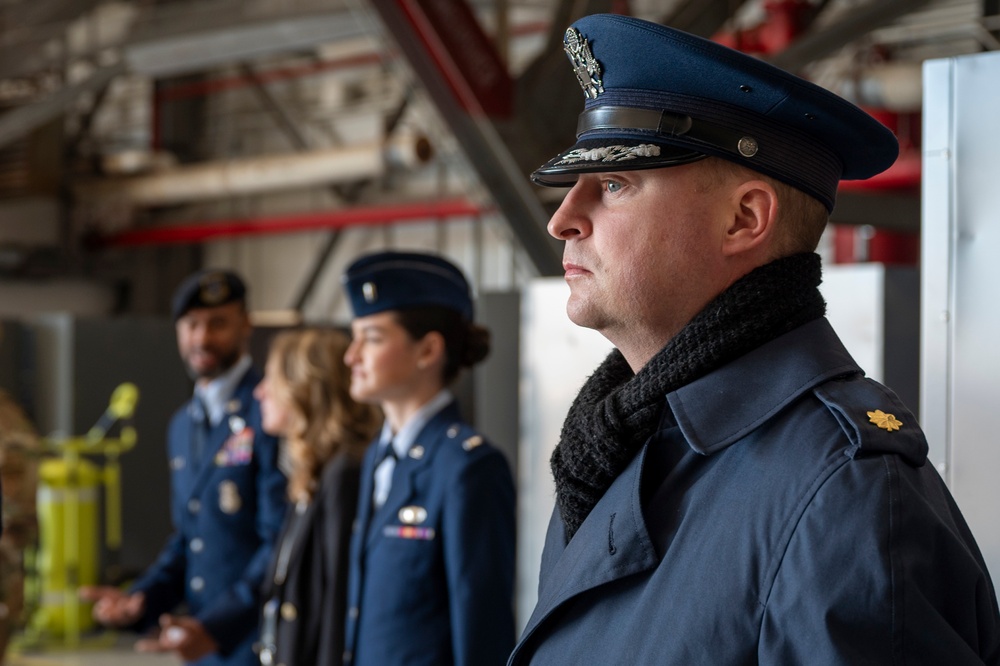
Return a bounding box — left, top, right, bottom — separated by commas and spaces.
267, 329, 382, 502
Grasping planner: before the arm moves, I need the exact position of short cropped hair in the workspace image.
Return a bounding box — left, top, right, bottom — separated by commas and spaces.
700, 158, 829, 256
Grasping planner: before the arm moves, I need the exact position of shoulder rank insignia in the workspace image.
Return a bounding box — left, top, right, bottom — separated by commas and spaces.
462, 435, 483, 451
867, 409, 902, 432
564, 28, 604, 100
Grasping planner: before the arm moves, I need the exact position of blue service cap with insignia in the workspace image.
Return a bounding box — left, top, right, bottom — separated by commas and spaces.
342, 251, 474, 320
171, 269, 247, 321
532, 14, 900, 212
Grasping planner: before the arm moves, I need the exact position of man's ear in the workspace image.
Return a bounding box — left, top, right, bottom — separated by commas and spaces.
722, 179, 778, 257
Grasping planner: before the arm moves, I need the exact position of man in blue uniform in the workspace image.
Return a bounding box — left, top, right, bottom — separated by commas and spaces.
82, 269, 287, 665
509, 14, 1000, 665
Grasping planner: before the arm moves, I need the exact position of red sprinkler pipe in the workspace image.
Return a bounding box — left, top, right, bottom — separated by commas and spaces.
96, 199, 486, 247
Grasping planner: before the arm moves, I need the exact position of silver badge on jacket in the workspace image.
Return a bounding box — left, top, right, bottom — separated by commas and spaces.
219, 480, 242, 514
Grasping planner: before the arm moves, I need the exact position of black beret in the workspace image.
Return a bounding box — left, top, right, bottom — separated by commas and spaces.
171, 269, 247, 321
342, 251, 473, 320
532, 14, 900, 212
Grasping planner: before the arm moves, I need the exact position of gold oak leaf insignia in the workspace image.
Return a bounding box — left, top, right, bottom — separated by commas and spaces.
867, 409, 903, 432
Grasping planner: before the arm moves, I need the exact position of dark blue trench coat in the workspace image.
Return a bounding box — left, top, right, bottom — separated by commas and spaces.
510, 318, 1000, 665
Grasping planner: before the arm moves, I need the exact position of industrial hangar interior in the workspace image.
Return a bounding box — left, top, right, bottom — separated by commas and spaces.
1, 0, 998, 663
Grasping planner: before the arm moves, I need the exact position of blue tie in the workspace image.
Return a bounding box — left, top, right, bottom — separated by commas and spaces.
191, 397, 211, 471
372, 442, 397, 509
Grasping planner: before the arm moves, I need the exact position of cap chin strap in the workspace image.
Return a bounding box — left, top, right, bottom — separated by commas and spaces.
577, 106, 758, 159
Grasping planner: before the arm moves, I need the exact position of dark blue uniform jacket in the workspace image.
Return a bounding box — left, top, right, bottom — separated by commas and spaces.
345, 400, 516, 666
510, 318, 1000, 665
132, 367, 287, 666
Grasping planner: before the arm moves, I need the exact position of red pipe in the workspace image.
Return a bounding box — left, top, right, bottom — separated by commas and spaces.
95, 199, 487, 248
839, 149, 921, 191
154, 53, 386, 102
153, 22, 549, 104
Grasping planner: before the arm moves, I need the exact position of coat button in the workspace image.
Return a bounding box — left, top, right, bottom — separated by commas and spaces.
348, 606, 359, 619
280, 602, 297, 621
190, 538, 204, 553
188, 499, 201, 514
190, 576, 205, 592
343, 651, 352, 664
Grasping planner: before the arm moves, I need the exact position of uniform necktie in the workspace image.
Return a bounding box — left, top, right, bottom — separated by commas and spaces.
372, 442, 397, 510
191, 396, 211, 471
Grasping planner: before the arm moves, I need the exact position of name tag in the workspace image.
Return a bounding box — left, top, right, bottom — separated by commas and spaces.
383, 526, 436, 540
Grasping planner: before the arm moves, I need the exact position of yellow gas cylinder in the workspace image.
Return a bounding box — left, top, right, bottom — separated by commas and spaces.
32, 455, 100, 641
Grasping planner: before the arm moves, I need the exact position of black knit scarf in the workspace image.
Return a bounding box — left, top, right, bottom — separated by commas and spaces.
551, 252, 827, 541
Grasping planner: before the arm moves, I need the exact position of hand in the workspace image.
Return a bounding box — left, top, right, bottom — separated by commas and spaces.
136, 614, 219, 662
79, 586, 145, 627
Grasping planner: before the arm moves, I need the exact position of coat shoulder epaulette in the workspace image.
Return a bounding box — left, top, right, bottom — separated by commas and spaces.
812, 374, 928, 466
437, 421, 492, 462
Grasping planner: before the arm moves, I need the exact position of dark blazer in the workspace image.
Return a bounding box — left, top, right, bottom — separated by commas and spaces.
509, 318, 1000, 665
344, 400, 516, 666
131, 367, 288, 666
259, 451, 361, 666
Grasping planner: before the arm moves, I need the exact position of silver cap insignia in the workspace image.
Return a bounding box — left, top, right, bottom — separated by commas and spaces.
564, 28, 604, 100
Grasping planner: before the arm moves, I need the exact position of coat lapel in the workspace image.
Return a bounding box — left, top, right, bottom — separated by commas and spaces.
363, 402, 462, 552
186, 370, 258, 502
517, 443, 659, 651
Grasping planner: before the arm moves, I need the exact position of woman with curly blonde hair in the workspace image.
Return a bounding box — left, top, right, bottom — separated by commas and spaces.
253, 328, 381, 666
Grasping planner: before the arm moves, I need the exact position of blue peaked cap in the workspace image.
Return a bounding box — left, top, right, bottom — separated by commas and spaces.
532, 14, 900, 211
343, 251, 474, 320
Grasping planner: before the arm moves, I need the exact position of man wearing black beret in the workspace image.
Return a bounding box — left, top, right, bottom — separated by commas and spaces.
509, 14, 1000, 665
82, 269, 287, 666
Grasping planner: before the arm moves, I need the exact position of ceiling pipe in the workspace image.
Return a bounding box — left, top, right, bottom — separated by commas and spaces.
835, 62, 923, 112
839, 148, 920, 191
94, 198, 486, 247
0, 61, 126, 151
75, 134, 432, 207
768, 0, 935, 72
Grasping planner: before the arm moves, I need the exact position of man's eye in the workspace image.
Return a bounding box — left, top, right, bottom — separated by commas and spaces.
605, 180, 622, 193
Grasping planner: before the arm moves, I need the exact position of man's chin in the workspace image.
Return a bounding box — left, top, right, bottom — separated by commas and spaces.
566, 299, 601, 331
185, 362, 220, 382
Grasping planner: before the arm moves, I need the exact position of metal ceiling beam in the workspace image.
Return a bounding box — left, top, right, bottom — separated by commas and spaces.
769, 0, 936, 72
660, 0, 752, 37
0, 61, 125, 151
0, 0, 113, 80
124, 5, 368, 78
8, 0, 105, 31
368, 0, 562, 276
0, 2, 370, 148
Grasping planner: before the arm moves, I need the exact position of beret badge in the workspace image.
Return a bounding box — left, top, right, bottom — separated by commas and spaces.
198, 273, 231, 305
564, 28, 604, 100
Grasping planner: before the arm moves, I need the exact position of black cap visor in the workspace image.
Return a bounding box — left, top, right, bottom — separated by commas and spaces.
532, 137, 706, 187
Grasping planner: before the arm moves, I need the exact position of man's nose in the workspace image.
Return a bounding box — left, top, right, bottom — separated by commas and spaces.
547, 182, 591, 240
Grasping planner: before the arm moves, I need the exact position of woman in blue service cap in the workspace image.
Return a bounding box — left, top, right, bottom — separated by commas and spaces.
340, 250, 516, 666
